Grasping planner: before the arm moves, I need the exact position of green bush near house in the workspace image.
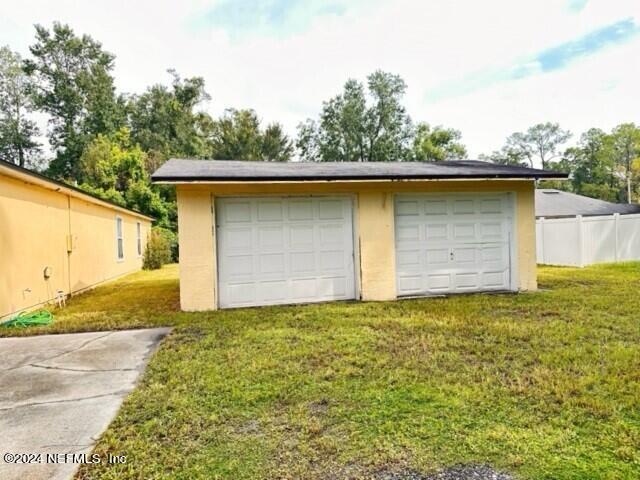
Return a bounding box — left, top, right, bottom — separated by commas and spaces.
155, 226, 178, 262
142, 228, 174, 270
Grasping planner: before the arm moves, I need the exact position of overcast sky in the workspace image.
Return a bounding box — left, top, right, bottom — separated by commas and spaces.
1, 0, 639, 158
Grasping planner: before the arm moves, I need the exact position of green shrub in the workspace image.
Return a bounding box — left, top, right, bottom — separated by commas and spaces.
154, 227, 178, 262
143, 228, 172, 270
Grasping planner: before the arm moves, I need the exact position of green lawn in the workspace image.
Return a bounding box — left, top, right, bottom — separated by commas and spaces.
4, 264, 640, 479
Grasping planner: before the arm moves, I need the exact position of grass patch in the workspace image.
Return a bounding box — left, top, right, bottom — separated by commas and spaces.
5, 263, 639, 479
0, 266, 181, 337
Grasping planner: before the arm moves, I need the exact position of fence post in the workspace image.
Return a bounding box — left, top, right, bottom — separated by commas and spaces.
539, 217, 545, 264
613, 213, 620, 262
576, 215, 584, 267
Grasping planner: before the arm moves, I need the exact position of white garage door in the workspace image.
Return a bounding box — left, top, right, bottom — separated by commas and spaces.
395, 193, 514, 296
216, 196, 356, 308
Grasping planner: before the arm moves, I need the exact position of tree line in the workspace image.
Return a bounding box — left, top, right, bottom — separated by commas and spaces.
0, 24, 301, 228
481, 122, 640, 204
1, 23, 638, 232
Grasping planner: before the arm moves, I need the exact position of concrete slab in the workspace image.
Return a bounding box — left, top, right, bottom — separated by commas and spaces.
0, 328, 170, 480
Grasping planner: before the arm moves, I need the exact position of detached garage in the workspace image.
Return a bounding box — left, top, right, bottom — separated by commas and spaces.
152, 160, 565, 311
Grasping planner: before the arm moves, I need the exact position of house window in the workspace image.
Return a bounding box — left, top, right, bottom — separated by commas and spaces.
136, 222, 142, 256
116, 217, 124, 260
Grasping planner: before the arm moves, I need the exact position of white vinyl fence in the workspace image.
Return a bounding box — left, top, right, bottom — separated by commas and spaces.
536, 213, 640, 267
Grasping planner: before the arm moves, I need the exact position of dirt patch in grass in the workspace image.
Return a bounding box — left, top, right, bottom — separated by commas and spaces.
375, 465, 513, 480
308, 398, 331, 416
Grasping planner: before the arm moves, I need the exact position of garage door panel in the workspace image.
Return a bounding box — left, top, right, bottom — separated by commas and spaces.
453, 223, 476, 241
425, 199, 447, 215
480, 246, 503, 262
257, 200, 283, 221
290, 252, 315, 272
319, 224, 345, 243
318, 199, 345, 219
258, 280, 288, 302
397, 249, 421, 268
397, 224, 420, 241
395, 193, 513, 296
427, 274, 451, 291
453, 247, 476, 264
290, 278, 317, 299
290, 225, 314, 247
455, 273, 480, 290
480, 198, 503, 214
222, 254, 253, 276
288, 200, 313, 220
217, 196, 355, 308
426, 223, 448, 240
319, 250, 346, 271
480, 247, 509, 271
425, 248, 449, 266
227, 283, 256, 305
223, 201, 252, 222
483, 271, 509, 288
317, 276, 347, 297
479, 222, 504, 241
258, 253, 285, 274
396, 200, 420, 216
398, 275, 422, 293
224, 227, 252, 249
453, 199, 475, 214
258, 226, 284, 248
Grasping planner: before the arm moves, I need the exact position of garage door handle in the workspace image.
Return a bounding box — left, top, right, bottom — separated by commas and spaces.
450, 251, 454, 260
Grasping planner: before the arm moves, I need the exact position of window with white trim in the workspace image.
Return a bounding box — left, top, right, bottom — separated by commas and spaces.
136, 222, 142, 256
116, 217, 124, 260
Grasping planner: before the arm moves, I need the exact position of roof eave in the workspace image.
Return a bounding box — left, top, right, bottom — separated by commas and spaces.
1, 161, 155, 222
152, 174, 569, 184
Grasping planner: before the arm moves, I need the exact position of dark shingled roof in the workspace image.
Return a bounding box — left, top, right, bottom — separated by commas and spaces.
536, 189, 640, 218
152, 159, 567, 182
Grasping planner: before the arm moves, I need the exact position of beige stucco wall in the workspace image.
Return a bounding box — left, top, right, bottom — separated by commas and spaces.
176, 189, 216, 311
175, 180, 537, 310
357, 191, 397, 301
0, 173, 151, 319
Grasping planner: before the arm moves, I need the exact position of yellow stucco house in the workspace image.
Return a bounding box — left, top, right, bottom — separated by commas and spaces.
154, 159, 566, 312
1, 160, 153, 319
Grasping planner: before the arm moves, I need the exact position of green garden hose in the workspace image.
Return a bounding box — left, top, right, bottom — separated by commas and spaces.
1, 310, 54, 328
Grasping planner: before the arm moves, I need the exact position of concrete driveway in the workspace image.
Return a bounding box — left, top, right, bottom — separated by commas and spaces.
0, 328, 170, 480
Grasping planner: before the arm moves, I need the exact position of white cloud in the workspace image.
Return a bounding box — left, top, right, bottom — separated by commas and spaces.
0, 0, 638, 160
